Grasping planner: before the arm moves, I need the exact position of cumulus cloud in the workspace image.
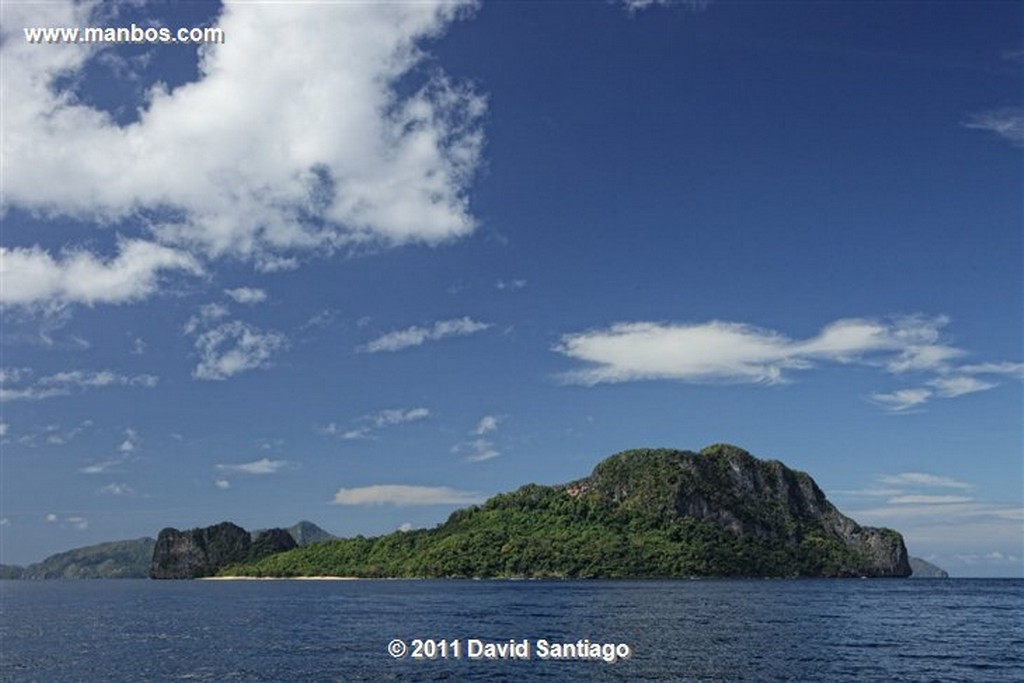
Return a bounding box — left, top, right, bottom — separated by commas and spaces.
362, 317, 490, 353
0, 240, 202, 308
331, 484, 482, 506
214, 478, 231, 490
191, 320, 287, 380
224, 287, 267, 305
183, 304, 287, 381
962, 107, 1024, 146
215, 458, 288, 475
1, 368, 158, 402
556, 315, 1021, 411
2, 0, 486, 305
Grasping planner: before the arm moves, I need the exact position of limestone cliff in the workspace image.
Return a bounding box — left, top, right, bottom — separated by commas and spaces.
149, 522, 296, 579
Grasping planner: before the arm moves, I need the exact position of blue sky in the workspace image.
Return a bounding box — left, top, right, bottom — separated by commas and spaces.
1, 0, 1021, 577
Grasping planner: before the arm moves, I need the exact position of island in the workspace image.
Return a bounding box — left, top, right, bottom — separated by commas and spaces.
215, 444, 911, 579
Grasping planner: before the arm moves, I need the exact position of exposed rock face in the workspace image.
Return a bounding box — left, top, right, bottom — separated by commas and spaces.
149, 522, 296, 579
570, 444, 911, 577
909, 556, 949, 578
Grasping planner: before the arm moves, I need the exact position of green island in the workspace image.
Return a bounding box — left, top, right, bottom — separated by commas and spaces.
217, 444, 911, 579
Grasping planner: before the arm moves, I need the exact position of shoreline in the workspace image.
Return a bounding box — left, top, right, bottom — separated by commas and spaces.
199, 575, 361, 581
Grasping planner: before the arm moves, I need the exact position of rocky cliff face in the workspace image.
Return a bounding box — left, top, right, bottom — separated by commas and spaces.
150, 522, 296, 579
570, 444, 911, 577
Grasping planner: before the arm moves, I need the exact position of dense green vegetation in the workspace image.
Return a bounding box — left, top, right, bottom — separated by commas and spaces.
224, 446, 900, 579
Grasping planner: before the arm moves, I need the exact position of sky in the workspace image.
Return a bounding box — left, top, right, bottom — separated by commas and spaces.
1, 0, 1021, 578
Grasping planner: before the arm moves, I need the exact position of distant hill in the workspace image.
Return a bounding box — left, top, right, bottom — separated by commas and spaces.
251, 520, 336, 547
223, 445, 911, 579
909, 556, 949, 578
285, 520, 337, 546
0, 521, 337, 581
1, 538, 155, 579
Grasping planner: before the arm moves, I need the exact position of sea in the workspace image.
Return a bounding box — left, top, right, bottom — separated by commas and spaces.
1, 578, 1021, 682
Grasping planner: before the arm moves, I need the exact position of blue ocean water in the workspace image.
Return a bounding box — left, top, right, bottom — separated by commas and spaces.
1, 578, 1021, 682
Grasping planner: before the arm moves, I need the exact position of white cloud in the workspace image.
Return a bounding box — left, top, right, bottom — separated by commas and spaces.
215, 457, 288, 475
66, 516, 89, 530
927, 376, 997, 398
0, 423, 7, 437
99, 482, 136, 496
224, 287, 267, 305
214, 478, 231, 490
621, 0, 710, 13
0, 240, 202, 307
45, 513, 58, 523
557, 317, 943, 385
130, 337, 147, 355
495, 279, 526, 291
473, 414, 503, 435
957, 362, 1024, 378
186, 309, 287, 380
556, 315, 1021, 411
963, 107, 1024, 146
888, 494, 973, 505
398, 522, 414, 532
369, 407, 430, 427
870, 388, 933, 412
452, 438, 500, 463
877, 472, 973, 490
2, 0, 486, 305
0, 518, 9, 527
321, 407, 430, 440
118, 428, 139, 454
331, 484, 483, 506
362, 317, 490, 353
1, 368, 158, 402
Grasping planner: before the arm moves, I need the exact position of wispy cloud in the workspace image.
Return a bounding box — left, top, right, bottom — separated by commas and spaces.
361, 317, 490, 353
80, 428, 139, 474
877, 472, 973, 490
869, 388, 933, 412
224, 287, 268, 304
99, 482, 137, 497
1, 368, 157, 402
215, 458, 289, 475
555, 315, 1020, 411
495, 279, 527, 291
320, 407, 430, 440
452, 438, 500, 463
962, 107, 1024, 146
331, 484, 483, 506
620, 0, 710, 14
473, 414, 503, 435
